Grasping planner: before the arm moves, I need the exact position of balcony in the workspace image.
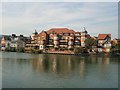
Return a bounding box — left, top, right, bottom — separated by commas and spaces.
54, 41, 59, 44
68, 41, 73, 45
54, 36, 59, 40
59, 45, 68, 47
59, 39, 68, 42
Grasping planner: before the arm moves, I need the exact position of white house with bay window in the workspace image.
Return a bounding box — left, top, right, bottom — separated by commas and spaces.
98, 34, 111, 53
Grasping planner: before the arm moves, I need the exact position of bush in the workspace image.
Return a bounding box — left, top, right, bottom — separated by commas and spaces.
5, 47, 10, 52
17, 48, 25, 52
111, 49, 120, 54
30, 48, 42, 54
74, 47, 84, 54
10, 47, 16, 52
83, 48, 88, 53
35, 50, 42, 53
30, 48, 36, 53
59, 47, 68, 51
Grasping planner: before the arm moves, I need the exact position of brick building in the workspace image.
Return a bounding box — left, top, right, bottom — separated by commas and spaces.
28, 28, 90, 50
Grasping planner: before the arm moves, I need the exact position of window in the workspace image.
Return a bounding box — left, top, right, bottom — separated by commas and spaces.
75, 34, 80, 36
68, 41, 73, 45
81, 37, 85, 40
99, 40, 103, 43
38, 37, 40, 40
61, 37, 64, 40
75, 42, 80, 45
50, 33, 53, 35
81, 42, 85, 45
59, 42, 68, 45
38, 41, 40, 44
54, 41, 58, 44
42, 36, 44, 40
49, 39, 53, 45
64, 33, 69, 36
81, 33, 85, 35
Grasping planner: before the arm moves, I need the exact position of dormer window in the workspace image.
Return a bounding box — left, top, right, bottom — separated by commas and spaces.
42, 36, 44, 40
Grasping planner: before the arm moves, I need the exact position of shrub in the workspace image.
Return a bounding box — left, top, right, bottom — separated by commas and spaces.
73, 47, 84, 54
5, 47, 10, 52
17, 48, 25, 52
10, 47, 16, 52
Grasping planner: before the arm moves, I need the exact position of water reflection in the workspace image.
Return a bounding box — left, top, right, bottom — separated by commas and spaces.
31, 54, 117, 77
79, 60, 85, 78
2, 52, 118, 88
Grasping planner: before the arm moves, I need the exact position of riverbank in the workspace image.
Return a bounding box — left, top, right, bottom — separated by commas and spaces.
1, 46, 120, 56
1, 49, 120, 57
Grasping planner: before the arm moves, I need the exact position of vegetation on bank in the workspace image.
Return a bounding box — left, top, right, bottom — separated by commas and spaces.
73, 37, 97, 54
1, 38, 120, 56
5, 47, 25, 52
1, 47, 120, 56
85, 37, 97, 51
24, 48, 42, 53
73, 47, 88, 54
4, 47, 43, 54
110, 41, 120, 55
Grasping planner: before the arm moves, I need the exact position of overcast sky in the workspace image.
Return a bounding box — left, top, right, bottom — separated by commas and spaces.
1, 2, 118, 38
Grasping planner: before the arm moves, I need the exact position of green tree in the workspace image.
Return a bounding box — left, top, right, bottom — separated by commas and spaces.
85, 37, 97, 50
114, 42, 120, 50
111, 41, 120, 50
73, 47, 84, 54
10, 47, 16, 52
110, 42, 120, 54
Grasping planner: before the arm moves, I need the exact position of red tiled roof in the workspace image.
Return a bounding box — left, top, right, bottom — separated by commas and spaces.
47, 28, 76, 34
75, 32, 81, 34
98, 34, 111, 40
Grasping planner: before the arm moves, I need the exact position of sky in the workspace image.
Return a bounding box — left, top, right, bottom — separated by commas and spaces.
0, 1, 119, 39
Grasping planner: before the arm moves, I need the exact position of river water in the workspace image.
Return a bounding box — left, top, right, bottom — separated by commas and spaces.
1, 52, 119, 88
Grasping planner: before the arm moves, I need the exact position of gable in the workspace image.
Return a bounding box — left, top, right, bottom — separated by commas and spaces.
98, 34, 111, 40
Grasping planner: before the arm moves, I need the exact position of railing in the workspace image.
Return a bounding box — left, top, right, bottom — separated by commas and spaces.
59, 40, 68, 42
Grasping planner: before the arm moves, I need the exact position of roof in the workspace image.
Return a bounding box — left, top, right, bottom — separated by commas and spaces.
2, 35, 11, 41
75, 32, 81, 34
98, 34, 111, 40
11, 38, 18, 43
47, 28, 76, 34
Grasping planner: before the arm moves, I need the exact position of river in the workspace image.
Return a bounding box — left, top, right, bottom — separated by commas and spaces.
1, 52, 119, 88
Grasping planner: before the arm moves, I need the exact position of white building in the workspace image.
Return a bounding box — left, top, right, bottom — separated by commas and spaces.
0, 36, 11, 50
10, 37, 25, 49
98, 34, 111, 53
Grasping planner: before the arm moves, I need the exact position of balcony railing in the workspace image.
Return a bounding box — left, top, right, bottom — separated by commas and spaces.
59, 39, 68, 42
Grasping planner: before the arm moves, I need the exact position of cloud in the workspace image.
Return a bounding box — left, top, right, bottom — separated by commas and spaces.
2, 2, 118, 38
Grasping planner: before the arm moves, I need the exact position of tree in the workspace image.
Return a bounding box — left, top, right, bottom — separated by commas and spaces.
85, 37, 97, 50
73, 47, 84, 54
114, 42, 120, 50
110, 42, 120, 54
111, 41, 120, 51
10, 47, 16, 52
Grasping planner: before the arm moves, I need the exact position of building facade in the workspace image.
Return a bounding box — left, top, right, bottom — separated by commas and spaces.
98, 34, 111, 52
10, 37, 25, 49
29, 28, 90, 50
1, 35, 11, 50
0, 34, 29, 51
